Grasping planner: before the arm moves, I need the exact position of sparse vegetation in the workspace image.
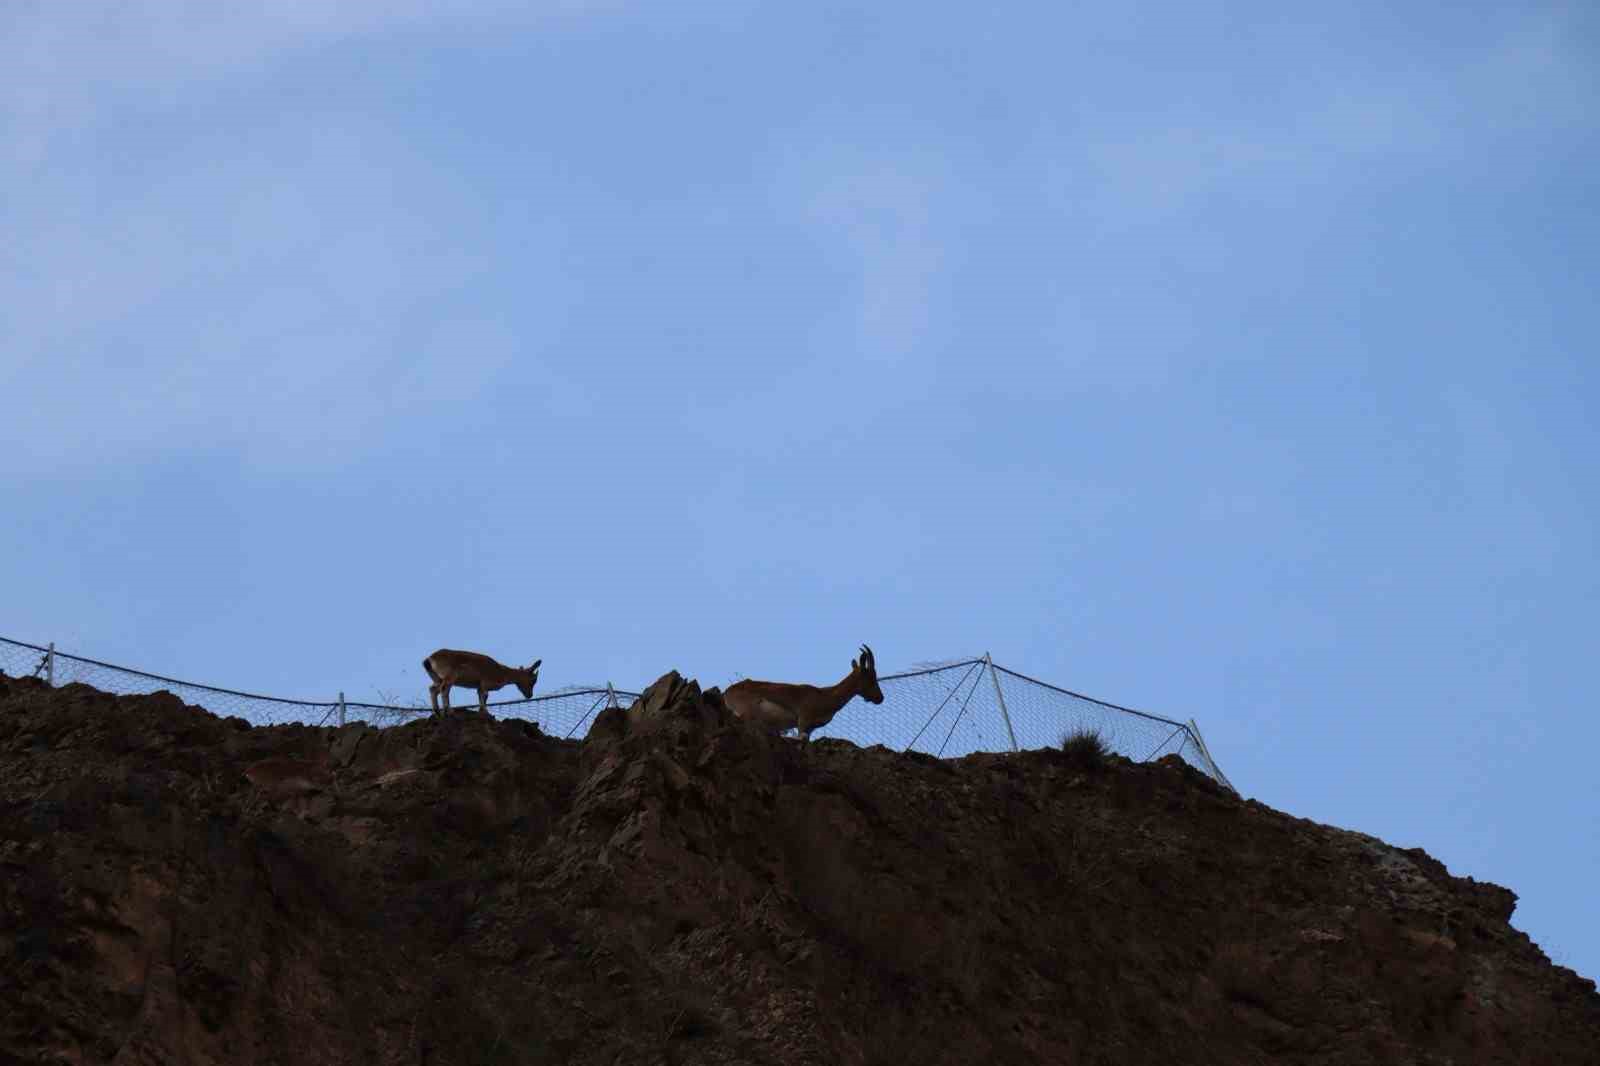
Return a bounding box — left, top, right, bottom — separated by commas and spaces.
369, 687, 431, 727
1060, 726, 1110, 772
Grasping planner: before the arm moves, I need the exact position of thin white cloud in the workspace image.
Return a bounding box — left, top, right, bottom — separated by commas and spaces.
796, 156, 956, 360
1074, 127, 1296, 224
0, 2, 599, 169
1309, 14, 1595, 162
1063, 8, 1596, 226
0, 116, 534, 473
1463, 8, 1597, 133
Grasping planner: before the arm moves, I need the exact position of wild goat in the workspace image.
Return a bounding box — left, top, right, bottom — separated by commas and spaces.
723, 645, 884, 741
243, 751, 333, 809
422, 649, 541, 716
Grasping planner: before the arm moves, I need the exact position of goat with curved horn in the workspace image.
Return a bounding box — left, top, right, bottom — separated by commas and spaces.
723, 644, 884, 742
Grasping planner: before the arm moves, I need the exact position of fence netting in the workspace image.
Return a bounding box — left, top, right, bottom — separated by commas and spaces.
806, 657, 1233, 791
1, 636, 342, 725
1, 637, 1231, 790
0, 636, 637, 736
339, 688, 636, 737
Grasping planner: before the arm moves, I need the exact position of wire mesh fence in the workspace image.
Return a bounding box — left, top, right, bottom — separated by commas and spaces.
809, 656, 1233, 791
1, 636, 342, 726
339, 687, 636, 737
1, 636, 1232, 790
0, 636, 638, 735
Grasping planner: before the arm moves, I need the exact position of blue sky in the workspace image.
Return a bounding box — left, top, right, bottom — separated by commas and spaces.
4, 2, 1597, 978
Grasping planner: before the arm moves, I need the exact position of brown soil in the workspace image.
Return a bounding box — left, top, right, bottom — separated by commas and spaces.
1, 670, 1596, 1065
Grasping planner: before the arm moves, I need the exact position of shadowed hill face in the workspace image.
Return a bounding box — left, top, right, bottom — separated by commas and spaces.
1, 669, 1597, 1065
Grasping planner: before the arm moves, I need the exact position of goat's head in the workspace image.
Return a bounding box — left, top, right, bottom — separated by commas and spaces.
519, 659, 542, 700
853, 645, 884, 704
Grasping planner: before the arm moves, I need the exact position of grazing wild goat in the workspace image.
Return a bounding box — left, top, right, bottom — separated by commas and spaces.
723, 644, 884, 741
423, 649, 541, 716
243, 751, 333, 808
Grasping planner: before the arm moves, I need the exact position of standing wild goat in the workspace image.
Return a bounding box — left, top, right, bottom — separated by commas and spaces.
723, 645, 884, 741
243, 751, 334, 815
423, 649, 541, 716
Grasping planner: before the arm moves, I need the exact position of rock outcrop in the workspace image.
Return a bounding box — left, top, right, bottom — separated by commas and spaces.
2, 670, 1596, 1064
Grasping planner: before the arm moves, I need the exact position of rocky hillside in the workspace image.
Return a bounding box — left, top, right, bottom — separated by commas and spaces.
1, 670, 1596, 1065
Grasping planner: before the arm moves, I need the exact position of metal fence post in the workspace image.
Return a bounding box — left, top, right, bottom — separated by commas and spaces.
46, 642, 55, 687
984, 653, 1020, 753
605, 683, 618, 709
1186, 718, 1234, 793
337, 691, 346, 728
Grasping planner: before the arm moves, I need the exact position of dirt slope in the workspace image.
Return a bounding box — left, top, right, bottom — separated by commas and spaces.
1, 670, 1596, 1065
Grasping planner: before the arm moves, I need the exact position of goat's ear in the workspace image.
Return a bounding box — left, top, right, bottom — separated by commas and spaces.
851, 657, 859, 670
531, 659, 542, 672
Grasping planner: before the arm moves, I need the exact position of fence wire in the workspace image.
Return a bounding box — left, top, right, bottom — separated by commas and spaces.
0, 636, 638, 734
809, 657, 1234, 791
1, 636, 1231, 790
0, 636, 341, 726
339, 688, 636, 738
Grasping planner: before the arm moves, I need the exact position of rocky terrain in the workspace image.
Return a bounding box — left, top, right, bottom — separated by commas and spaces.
1, 669, 1596, 1065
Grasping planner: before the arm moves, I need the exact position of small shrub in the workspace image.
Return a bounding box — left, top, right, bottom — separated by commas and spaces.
1060, 727, 1109, 772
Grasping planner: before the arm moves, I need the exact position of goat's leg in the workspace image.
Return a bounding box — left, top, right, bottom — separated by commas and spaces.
424, 659, 442, 715
478, 687, 490, 716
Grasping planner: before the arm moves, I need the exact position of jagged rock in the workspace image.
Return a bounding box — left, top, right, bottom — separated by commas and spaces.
578, 703, 629, 778
327, 722, 373, 769
0, 673, 1595, 1065
633, 669, 686, 718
